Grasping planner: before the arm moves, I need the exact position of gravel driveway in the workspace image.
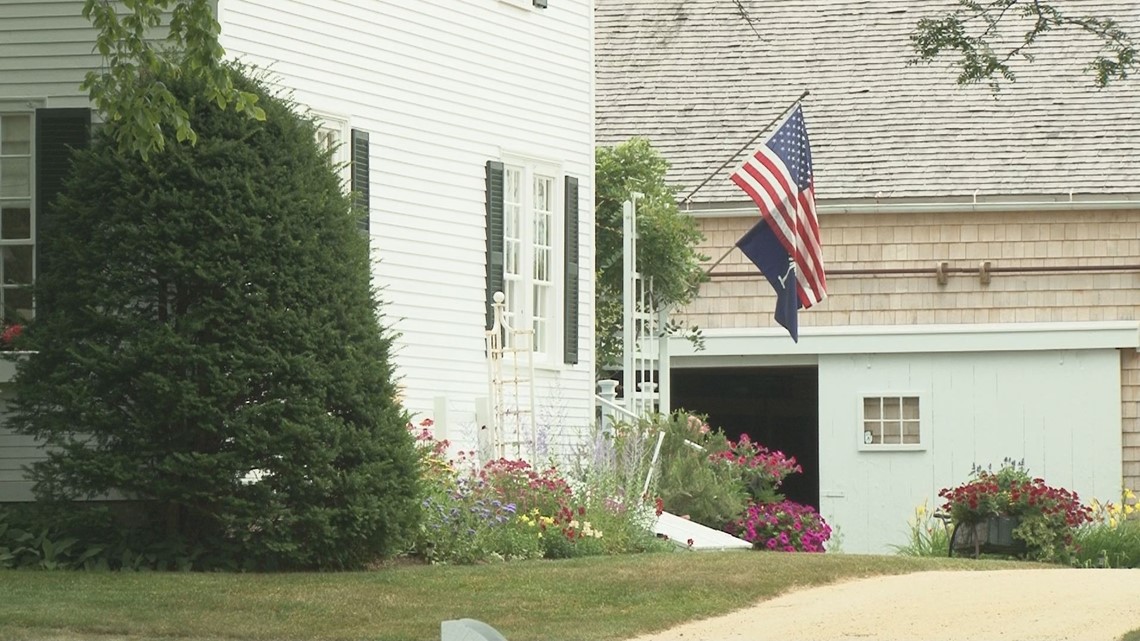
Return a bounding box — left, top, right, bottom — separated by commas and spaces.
625, 569, 1140, 641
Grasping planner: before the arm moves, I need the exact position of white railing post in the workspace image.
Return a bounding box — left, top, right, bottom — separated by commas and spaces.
622, 198, 636, 413
596, 379, 620, 434
657, 307, 671, 415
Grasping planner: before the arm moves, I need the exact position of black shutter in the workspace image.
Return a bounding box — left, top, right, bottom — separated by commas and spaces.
351, 129, 369, 234
34, 107, 91, 284
563, 176, 579, 364
485, 161, 505, 331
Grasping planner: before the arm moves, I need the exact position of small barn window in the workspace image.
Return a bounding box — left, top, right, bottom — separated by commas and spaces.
860, 395, 924, 450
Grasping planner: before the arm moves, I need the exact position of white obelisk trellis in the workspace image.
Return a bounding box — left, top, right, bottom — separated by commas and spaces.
486, 291, 537, 460
621, 195, 671, 417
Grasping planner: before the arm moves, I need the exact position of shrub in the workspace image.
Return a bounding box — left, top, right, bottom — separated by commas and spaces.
709, 432, 802, 505
653, 412, 748, 529
653, 411, 805, 532
938, 459, 1091, 562
734, 500, 831, 552
7, 66, 419, 570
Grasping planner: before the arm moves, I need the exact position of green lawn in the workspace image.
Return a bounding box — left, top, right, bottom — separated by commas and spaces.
0, 551, 1025, 641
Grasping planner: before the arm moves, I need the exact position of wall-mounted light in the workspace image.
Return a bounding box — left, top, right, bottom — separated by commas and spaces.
533, 0, 547, 7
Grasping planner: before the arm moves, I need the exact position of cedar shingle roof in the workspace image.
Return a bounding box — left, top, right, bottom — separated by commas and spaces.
595, 0, 1140, 203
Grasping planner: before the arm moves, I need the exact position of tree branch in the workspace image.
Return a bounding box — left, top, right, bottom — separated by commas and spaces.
910, 0, 1136, 88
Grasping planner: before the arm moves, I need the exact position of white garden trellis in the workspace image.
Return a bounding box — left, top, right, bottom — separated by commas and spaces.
485, 291, 537, 460
620, 194, 671, 418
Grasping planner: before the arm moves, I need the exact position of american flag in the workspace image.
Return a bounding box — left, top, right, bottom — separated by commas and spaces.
729, 105, 825, 340
730, 104, 827, 310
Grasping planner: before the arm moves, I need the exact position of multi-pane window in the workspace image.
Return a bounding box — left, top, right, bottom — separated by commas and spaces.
861, 395, 922, 448
0, 114, 34, 322
502, 163, 558, 360
315, 117, 349, 188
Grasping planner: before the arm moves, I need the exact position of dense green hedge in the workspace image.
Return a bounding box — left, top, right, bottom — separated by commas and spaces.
7, 67, 418, 570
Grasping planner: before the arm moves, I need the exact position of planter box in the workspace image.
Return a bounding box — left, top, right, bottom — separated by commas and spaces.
949, 516, 1027, 558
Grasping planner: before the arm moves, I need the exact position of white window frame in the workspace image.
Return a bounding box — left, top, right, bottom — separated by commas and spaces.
498, 0, 542, 9
857, 392, 927, 452
0, 107, 37, 323
313, 113, 350, 191
501, 154, 562, 367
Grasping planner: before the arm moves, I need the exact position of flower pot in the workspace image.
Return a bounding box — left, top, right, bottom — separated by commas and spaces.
949, 515, 1026, 558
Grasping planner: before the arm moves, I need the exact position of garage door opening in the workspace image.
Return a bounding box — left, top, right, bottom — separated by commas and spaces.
670, 366, 819, 509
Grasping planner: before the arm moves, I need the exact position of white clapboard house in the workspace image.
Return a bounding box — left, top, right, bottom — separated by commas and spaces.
0, 0, 597, 500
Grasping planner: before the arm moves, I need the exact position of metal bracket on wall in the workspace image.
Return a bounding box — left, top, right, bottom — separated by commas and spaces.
936, 261, 949, 286
979, 261, 992, 285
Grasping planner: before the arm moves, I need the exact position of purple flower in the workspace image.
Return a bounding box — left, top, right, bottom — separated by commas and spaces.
766, 538, 778, 549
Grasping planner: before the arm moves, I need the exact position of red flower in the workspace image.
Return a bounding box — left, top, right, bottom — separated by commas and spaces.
1, 323, 22, 346
686, 538, 694, 548
654, 497, 664, 517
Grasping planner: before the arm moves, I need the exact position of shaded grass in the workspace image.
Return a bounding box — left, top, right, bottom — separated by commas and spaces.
1122, 629, 1140, 641
0, 552, 1025, 641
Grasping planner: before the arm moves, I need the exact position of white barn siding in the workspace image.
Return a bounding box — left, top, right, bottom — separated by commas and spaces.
217, 0, 596, 453
0, 0, 98, 107
818, 349, 1123, 554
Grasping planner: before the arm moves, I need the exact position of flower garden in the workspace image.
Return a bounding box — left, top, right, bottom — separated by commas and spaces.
404, 410, 832, 565
404, 414, 1140, 567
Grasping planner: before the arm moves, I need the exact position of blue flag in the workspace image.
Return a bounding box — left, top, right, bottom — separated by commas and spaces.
736, 220, 800, 341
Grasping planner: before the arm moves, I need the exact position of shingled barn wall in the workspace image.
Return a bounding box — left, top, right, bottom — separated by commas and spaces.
684, 208, 1140, 492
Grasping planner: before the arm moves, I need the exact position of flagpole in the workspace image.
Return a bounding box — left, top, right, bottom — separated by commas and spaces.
703, 246, 737, 275
681, 88, 810, 208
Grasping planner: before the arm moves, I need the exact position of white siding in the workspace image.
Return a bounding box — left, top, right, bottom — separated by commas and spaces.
819, 349, 1123, 554
0, 385, 40, 502
0, 0, 118, 108
218, 0, 596, 454
0, 0, 91, 498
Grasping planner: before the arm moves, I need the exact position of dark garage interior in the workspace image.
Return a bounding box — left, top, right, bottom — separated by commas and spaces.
670, 366, 819, 509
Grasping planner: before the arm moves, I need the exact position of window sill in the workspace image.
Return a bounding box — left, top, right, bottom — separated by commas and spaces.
858, 444, 927, 453
0, 351, 34, 384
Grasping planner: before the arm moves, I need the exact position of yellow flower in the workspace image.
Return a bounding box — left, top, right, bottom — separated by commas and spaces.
916, 502, 927, 517
1109, 517, 1118, 528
